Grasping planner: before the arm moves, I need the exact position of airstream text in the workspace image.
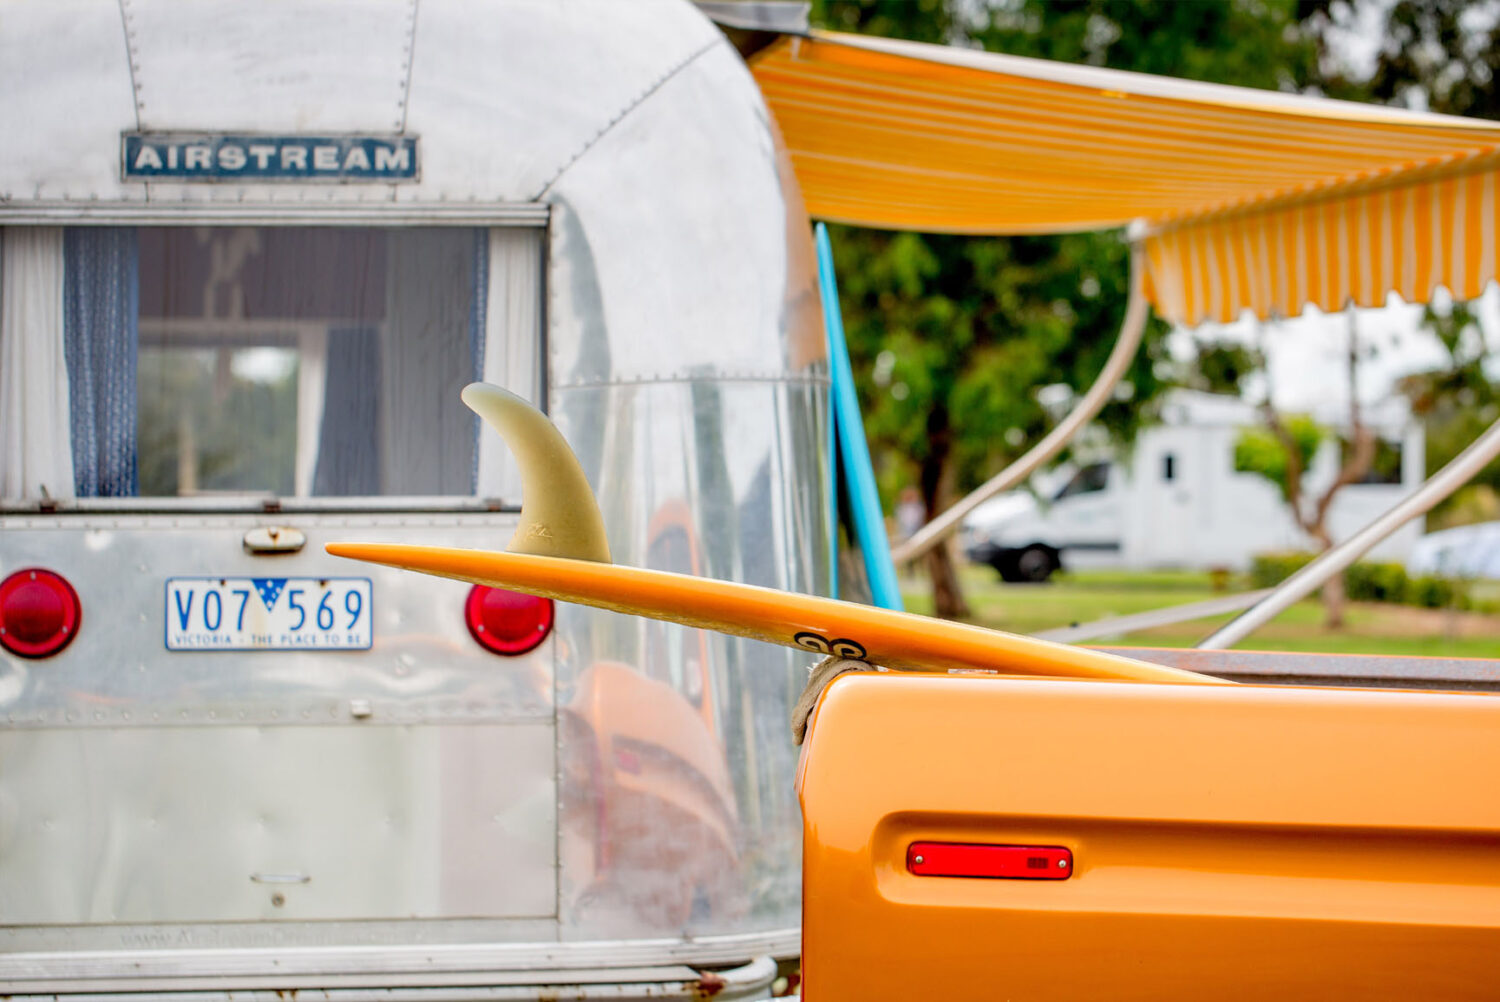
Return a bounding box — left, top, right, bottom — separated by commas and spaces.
122, 134, 418, 181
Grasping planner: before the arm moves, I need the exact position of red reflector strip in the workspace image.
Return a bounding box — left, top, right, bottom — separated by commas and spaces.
907, 842, 1072, 880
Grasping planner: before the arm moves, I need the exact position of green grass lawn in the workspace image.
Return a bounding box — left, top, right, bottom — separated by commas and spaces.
901, 564, 1500, 659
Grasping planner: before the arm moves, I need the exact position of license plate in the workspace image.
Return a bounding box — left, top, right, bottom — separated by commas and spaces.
165, 577, 372, 651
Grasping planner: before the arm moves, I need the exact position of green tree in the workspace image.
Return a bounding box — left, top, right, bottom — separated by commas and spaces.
812, 0, 1321, 618
1301, 0, 1500, 116
138, 348, 298, 497
1234, 415, 1326, 504
1398, 300, 1500, 527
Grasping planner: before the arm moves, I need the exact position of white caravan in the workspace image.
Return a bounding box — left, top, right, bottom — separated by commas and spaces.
962, 391, 1425, 581
1408, 521, 1500, 579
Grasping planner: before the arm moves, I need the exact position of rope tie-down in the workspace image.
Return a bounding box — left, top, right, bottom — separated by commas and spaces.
790, 655, 876, 745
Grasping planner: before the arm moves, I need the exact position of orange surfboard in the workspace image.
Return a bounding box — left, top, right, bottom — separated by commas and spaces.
324, 542, 1215, 684
328, 383, 1213, 685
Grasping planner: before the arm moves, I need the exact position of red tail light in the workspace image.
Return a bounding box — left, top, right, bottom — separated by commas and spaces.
464, 585, 553, 655
0, 568, 81, 659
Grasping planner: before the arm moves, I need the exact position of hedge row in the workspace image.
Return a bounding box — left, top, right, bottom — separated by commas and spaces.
1249, 552, 1470, 610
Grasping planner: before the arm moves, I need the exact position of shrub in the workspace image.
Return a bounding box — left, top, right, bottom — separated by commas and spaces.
1248, 552, 1315, 589
1249, 552, 1472, 610
1407, 575, 1471, 611
1346, 562, 1408, 603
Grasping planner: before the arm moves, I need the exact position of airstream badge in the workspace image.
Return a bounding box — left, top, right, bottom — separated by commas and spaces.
123, 134, 417, 181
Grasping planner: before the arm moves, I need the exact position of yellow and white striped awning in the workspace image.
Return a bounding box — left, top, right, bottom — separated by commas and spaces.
750, 32, 1500, 325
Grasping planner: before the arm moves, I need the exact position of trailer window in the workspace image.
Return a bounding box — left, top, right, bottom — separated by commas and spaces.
0, 225, 546, 503
137, 227, 485, 498
1347, 437, 1404, 485
1054, 462, 1110, 500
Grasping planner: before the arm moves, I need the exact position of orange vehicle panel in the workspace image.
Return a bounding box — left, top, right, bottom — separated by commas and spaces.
799, 673, 1500, 1000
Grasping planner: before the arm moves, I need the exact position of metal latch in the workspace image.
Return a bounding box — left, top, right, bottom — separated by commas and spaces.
243, 526, 307, 554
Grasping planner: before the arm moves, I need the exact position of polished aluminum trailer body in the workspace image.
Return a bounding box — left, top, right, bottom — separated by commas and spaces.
0, 1, 822, 995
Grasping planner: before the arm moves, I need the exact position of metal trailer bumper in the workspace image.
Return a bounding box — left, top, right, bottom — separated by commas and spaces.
0, 953, 779, 1002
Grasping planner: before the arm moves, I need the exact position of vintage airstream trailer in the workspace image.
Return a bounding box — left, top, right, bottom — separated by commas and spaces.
0, 2, 821, 997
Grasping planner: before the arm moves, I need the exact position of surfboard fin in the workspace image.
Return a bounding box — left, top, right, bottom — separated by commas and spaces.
462, 382, 612, 563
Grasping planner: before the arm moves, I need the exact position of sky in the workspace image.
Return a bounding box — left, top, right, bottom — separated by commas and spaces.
1171, 287, 1500, 421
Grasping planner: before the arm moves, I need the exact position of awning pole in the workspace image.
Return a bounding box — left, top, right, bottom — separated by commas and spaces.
1199, 413, 1500, 650
889, 240, 1149, 566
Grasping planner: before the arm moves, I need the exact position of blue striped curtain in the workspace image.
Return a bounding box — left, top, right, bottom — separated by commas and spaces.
312, 328, 382, 496
64, 228, 140, 497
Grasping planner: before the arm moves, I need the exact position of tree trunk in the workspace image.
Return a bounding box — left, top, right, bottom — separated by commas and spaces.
1323, 570, 1347, 629
1266, 309, 1371, 632
1308, 310, 1372, 631
919, 410, 971, 621
1311, 527, 1345, 629
926, 542, 970, 620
